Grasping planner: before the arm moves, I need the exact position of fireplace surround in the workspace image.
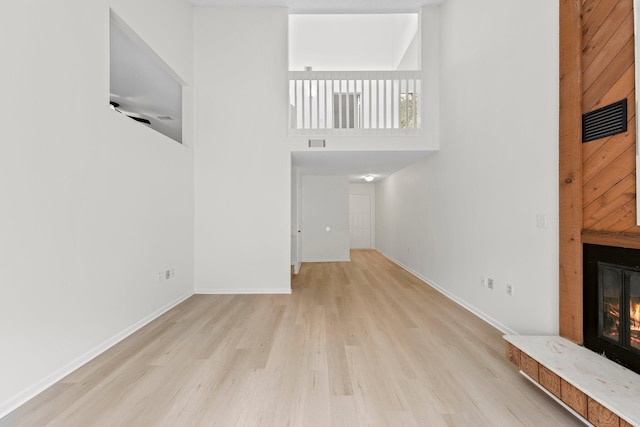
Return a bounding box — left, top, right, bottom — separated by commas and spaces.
584, 244, 640, 375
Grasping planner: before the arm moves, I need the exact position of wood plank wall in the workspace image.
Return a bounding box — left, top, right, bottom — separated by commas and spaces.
560, 0, 639, 343
582, 0, 637, 236
559, 0, 584, 343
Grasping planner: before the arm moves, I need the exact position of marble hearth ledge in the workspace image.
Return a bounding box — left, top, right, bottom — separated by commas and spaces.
504, 335, 640, 426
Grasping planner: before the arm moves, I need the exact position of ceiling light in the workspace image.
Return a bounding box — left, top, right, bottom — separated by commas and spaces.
364, 175, 375, 182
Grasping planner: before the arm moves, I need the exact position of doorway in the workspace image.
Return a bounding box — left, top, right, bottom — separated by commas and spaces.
349, 194, 372, 249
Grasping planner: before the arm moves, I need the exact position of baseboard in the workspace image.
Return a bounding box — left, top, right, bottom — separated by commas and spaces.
195, 288, 292, 295
0, 291, 194, 419
379, 252, 518, 336
301, 258, 351, 263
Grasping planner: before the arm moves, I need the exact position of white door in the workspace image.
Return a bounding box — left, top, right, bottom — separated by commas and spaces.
349, 194, 371, 249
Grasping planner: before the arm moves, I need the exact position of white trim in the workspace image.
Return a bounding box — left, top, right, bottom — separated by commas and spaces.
378, 251, 518, 336
195, 288, 292, 295
301, 258, 351, 263
0, 291, 194, 419
288, 70, 422, 136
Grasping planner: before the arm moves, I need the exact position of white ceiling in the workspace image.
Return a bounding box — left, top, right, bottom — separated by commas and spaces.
292, 151, 431, 183
189, 0, 442, 13
289, 14, 419, 71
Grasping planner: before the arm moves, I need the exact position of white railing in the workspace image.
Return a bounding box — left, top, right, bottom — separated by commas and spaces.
288, 70, 421, 135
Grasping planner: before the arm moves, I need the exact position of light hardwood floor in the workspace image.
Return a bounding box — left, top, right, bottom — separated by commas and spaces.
1, 250, 582, 426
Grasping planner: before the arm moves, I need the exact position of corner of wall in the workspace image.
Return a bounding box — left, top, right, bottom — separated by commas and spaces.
420, 5, 441, 150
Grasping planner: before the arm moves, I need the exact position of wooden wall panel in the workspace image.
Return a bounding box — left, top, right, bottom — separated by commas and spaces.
582, 3, 632, 70
581, 2, 618, 48
559, 0, 584, 343
584, 65, 634, 114
583, 143, 636, 208
583, 174, 635, 229
581, 0, 639, 235
582, 39, 634, 111
560, 0, 640, 343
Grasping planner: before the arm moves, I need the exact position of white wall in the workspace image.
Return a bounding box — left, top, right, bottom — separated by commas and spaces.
420, 7, 440, 152
376, 0, 559, 335
349, 183, 376, 248
289, 14, 418, 71
396, 30, 420, 71
0, 0, 194, 416
194, 7, 291, 294
391, 14, 420, 70
301, 176, 350, 262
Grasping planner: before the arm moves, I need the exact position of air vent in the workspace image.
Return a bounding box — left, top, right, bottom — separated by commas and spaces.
582, 99, 627, 143
308, 139, 326, 148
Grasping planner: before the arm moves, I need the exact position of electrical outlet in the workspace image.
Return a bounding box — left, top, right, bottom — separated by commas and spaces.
157, 272, 163, 281
487, 278, 494, 290
480, 276, 486, 287
165, 270, 171, 280
506, 283, 513, 296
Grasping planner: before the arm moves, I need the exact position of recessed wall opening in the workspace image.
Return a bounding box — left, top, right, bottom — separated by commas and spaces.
109, 11, 184, 143
288, 13, 421, 134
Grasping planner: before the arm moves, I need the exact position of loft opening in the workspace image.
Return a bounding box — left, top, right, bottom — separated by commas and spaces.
288, 13, 421, 133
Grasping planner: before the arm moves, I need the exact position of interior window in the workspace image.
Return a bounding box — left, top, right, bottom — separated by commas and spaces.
109, 11, 183, 143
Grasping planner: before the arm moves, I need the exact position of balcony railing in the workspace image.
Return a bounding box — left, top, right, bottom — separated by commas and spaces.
288, 70, 421, 136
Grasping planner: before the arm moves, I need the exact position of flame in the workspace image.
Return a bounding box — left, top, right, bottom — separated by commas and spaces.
632, 302, 640, 327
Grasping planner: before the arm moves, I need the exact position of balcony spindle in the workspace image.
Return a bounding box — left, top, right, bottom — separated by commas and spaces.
288, 70, 420, 135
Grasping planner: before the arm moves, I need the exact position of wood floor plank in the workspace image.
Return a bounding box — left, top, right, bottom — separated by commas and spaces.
0, 250, 583, 426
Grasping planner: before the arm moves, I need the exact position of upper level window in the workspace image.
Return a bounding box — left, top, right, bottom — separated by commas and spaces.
288, 14, 421, 134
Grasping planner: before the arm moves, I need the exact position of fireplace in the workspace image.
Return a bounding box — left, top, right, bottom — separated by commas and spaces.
584, 244, 640, 375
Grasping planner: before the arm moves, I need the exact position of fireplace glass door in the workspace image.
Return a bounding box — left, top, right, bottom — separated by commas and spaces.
632, 274, 640, 351
598, 263, 640, 355
584, 244, 640, 375
599, 265, 622, 344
